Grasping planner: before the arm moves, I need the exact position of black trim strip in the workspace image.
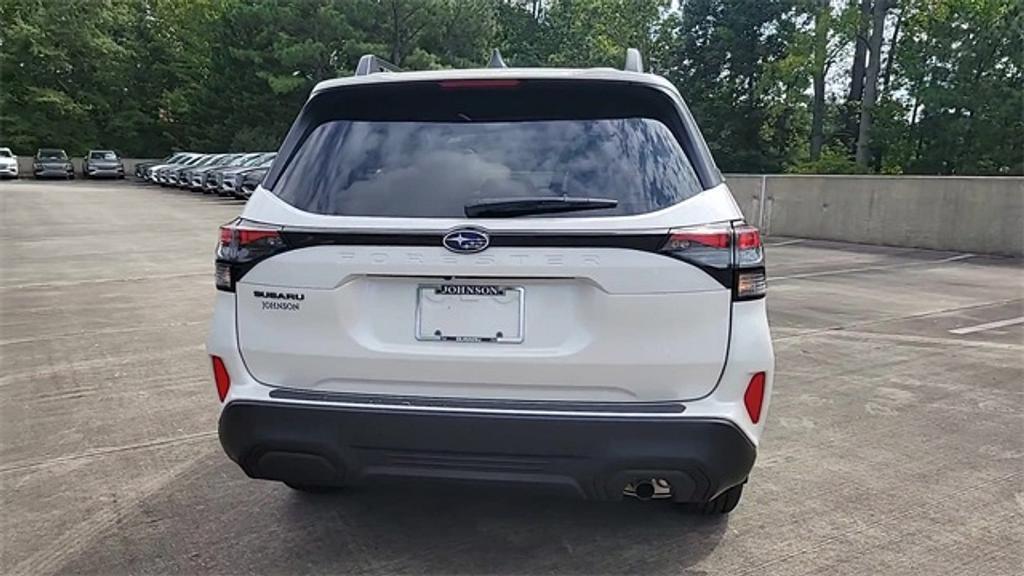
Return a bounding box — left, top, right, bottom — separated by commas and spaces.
268, 388, 686, 414
219, 229, 738, 292
281, 230, 666, 251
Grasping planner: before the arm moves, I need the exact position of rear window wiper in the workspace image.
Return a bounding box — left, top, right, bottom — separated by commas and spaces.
464, 196, 619, 218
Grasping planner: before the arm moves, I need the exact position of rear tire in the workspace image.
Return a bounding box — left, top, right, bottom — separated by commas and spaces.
284, 481, 342, 494
681, 483, 744, 515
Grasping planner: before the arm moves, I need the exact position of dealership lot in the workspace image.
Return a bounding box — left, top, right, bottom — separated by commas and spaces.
1, 179, 1021, 575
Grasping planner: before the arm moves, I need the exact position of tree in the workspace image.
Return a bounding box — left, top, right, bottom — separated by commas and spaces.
843, 0, 871, 149
808, 0, 834, 161
656, 0, 804, 172
544, 0, 666, 68
493, 0, 548, 66
855, 0, 890, 167
0, 0, 135, 154
0, 0, 1019, 174
896, 0, 1023, 174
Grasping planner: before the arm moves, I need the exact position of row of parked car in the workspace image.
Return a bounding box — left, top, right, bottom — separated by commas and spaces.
0, 147, 126, 179
135, 151, 275, 198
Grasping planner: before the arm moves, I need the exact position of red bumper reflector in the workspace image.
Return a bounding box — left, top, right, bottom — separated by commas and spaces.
744, 372, 766, 424
211, 356, 231, 402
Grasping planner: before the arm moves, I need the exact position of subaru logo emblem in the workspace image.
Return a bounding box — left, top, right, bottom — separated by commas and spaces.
443, 228, 490, 253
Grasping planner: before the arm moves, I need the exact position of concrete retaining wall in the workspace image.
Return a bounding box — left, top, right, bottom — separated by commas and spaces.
725, 174, 1024, 257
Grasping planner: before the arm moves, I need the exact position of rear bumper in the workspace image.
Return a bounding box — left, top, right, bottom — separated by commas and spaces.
219, 400, 756, 501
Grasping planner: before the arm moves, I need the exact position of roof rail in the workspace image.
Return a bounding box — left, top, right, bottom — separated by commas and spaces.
354, 54, 402, 76
488, 48, 507, 68
624, 48, 644, 73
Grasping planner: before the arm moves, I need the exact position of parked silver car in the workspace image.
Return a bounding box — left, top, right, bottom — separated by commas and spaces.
83, 150, 125, 179
33, 148, 74, 179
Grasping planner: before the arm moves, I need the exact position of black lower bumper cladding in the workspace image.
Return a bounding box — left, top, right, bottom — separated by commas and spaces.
219, 401, 756, 502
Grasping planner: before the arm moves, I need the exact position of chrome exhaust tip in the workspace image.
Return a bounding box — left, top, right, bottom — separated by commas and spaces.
634, 479, 656, 500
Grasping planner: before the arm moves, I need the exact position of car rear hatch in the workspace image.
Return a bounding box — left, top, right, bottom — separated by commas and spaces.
225, 78, 747, 404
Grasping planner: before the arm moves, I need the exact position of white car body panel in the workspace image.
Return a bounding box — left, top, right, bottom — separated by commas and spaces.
235, 246, 731, 402
231, 182, 749, 404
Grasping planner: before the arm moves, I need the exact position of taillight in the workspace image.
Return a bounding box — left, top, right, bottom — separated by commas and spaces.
744, 372, 766, 424
661, 221, 766, 300
211, 355, 231, 402
215, 218, 285, 291
733, 223, 766, 300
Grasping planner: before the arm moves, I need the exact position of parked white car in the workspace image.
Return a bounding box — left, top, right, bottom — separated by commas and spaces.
0, 147, 19, 179
207, 51, 774, 514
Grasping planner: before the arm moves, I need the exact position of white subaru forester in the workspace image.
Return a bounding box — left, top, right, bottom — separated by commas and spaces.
207, 50, 773, 514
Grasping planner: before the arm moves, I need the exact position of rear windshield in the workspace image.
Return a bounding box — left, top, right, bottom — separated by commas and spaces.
269, 81, 709, 218
90, 151, 117, 160
274, 118, 701, 218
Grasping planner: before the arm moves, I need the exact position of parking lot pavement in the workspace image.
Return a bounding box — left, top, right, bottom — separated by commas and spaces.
1, 179, 1021, 575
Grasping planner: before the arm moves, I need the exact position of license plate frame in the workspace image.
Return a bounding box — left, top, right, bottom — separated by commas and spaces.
415, 284, 525, 344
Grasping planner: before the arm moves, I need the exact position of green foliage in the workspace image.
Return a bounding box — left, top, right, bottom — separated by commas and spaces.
895, 0, 1023, 175
655, 0, 806, 173
0, 0, 1019, 175
789, 148, 867, 174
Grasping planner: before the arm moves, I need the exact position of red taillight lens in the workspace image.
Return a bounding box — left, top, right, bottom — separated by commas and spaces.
662, 224, 734, 268
664, 229, 732, 250
744, 372, 766, 424
237, 229, 280, 245
736, 226, 761, 250
733, 223, 764, 269
217, 222, 282, 251
216, 219, 285, 291
211, 355, 231, 402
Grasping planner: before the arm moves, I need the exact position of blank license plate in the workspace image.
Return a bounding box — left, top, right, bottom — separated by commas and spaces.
416, 284, 524, 343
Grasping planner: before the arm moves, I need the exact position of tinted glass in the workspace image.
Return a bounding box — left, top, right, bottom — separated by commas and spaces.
90, 151, 117, 160
0, 149, 11, 158
273, 118, 702, 218
38, 149, 67, 159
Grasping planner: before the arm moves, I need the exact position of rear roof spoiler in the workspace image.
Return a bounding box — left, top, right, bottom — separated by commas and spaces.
353, 48, 645, 76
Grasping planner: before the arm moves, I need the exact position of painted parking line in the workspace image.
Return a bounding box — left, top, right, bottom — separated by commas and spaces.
773, 253, 975, 281
949, 316, 1024, 335
766, 238, 805, 247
